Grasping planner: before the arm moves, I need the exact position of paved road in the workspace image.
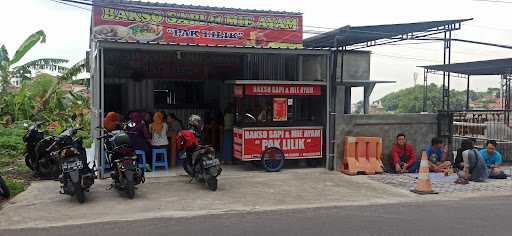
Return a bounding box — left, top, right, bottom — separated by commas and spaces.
2, 196, 511, 236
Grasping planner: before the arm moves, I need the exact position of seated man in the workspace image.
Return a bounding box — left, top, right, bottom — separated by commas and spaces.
390, 133, 417, 173
480, 140, 508, 179
426, 137, 452, 173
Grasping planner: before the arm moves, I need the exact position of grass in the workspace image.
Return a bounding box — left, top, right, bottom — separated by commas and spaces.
0, 157, 30, 200
0, 126, 32, 200
5, 178, 28, 197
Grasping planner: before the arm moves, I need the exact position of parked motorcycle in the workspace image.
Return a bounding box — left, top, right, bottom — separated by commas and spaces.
46, 127, 95, 203
23, 122, 59, 178
0, 175, 10, 199
99, 123, 144, 199
180, 115, 222, 191
182, 145, 222, 191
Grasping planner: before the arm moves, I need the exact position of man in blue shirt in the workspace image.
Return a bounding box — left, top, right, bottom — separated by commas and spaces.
426, 137, 451, 173
480, 140, 507, 179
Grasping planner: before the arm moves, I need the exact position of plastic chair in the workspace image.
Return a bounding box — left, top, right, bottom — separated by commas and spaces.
152, 149, 169, 172
135, 150, 146, 173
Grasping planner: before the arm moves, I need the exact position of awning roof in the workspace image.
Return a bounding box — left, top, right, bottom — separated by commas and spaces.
304, 19, 472, 49
420, 58, 512, 76
96, 39, 332, 55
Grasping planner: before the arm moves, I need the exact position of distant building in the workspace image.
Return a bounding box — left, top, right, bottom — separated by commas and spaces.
10, 77, 21, 87
369, 101, 385, 114
62, 83, 88, 95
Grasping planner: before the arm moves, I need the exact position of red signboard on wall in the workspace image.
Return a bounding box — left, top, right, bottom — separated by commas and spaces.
233, 127, 323, 160
245, 84, 321, 96
273, 98, 288, 121
92, 5, 303, 48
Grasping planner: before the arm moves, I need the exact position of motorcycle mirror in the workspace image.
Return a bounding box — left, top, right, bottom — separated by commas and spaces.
244, 113, 257, 122
127, 122, 136, 128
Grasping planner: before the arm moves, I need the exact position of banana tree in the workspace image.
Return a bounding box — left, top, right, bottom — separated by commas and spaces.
33, 59, 87, 116
0, 30, 68, 94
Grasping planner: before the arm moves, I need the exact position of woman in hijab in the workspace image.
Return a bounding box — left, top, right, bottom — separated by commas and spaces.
104, 112, 121, 132
128, 112, 151, 170
167, 113, 182, 167
456, 138, 488, 183
149, 112, 169, 154
143, 112, 152, 131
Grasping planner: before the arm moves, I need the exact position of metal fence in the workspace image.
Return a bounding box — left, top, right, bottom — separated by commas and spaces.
440, 110, 512, 161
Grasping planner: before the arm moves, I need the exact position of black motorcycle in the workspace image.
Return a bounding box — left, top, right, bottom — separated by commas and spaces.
46, 128, 95, 203
99, 125, 144, 199
182, 145, 222, 191
0, 175, 10, 199
23, 122, 59, 178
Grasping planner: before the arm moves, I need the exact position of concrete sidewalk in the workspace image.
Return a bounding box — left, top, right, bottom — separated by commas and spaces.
0, 167, 510, 230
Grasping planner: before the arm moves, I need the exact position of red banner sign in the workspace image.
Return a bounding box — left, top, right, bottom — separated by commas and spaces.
244, 84, 321, 96
233, 127, 323, 160
92, 5, 303, 48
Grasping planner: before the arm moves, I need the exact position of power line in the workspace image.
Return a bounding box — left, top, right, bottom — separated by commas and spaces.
49, 0, 310, 46
54, 0, 439, 37
472, 0, 512, 3
50, 0, 90, 10
371, 53, 440, 63
377, 42, 510, 57
54, 0, 489, 59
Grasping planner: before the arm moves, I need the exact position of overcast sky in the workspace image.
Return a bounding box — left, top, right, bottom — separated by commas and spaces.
2, 0, 512, 102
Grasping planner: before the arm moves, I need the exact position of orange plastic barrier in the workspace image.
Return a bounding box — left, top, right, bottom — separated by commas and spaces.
340, 136, 384, 175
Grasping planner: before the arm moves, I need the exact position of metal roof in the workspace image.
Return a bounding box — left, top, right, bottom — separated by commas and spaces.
304, 19, 472, 49
225, 80, 327, 85
96, 39, 333, 55
94, 0, 302, 15
339, 80, 395, 86
420, 58, 512, 76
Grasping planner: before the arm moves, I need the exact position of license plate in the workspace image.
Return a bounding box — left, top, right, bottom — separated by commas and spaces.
203, 159, 220, 168
62, 160, 83, 172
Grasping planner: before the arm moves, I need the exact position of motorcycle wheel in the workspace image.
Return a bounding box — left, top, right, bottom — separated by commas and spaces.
24, 154, 34, 171
73, 182, 85, 204
0, 176, 10, 199
124, 171, 135, 199
183, 159, 194, 177
206, 175, 218, 191
38, 158, 59, 179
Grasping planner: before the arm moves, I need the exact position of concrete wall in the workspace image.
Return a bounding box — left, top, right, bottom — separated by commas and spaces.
337, 51, 371, 81
335, 113, 438, 169
302, 54, 328, 81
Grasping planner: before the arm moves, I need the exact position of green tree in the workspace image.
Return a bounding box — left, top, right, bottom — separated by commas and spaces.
379, 84, 472, 113
0, 30, 68, 94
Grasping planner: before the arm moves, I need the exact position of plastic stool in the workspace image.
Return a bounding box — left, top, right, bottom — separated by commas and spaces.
176, 151, 184, 166
152, 149, 169, 172
101, 152, 112, 176
135, 150, 146, 173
